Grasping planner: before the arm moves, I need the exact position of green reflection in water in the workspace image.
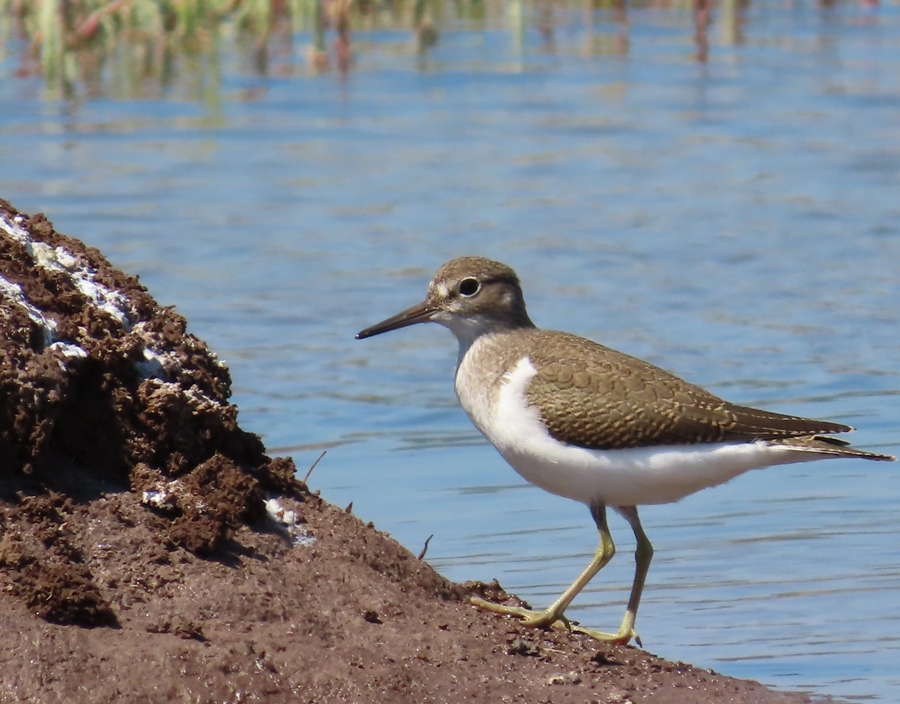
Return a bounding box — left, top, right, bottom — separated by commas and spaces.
1, 0, 721, 99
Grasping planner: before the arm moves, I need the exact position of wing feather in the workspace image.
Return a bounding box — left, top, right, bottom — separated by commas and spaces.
522, 331, 851, 450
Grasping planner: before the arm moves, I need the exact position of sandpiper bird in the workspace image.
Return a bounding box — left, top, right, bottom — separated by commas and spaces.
356, 256, 894, 645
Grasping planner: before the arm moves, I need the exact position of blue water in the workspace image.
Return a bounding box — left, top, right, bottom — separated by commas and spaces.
2, 2, 899, 700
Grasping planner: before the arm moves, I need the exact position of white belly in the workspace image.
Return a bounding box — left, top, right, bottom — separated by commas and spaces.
456, 353, 821, 507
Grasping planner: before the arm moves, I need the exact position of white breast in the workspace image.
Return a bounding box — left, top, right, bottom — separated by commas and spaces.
456, 353, 823, 508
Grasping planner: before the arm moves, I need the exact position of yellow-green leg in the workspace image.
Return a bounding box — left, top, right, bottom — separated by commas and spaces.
471, 503, 653, 647
614, 505, 653, 644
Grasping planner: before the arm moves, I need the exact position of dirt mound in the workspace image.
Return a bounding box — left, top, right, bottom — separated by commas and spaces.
0, 197, 300, 627
0, 199, 820, 703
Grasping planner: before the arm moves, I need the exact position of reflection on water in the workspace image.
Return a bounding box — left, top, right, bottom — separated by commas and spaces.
2, 0, 900, 700
2, 0, 810, 96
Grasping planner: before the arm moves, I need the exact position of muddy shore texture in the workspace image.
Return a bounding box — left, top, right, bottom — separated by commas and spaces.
0, 198, 823, 703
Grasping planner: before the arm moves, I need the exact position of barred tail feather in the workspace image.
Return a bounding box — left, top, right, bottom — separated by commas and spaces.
772, 435, 895, 462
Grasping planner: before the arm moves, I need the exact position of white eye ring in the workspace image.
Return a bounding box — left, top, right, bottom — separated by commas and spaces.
459, 277, 481, 297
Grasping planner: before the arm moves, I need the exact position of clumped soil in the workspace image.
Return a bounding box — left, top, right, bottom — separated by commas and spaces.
0, 198, 822, 703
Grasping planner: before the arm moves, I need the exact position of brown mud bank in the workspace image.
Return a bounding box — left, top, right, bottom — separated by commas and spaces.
0, 198, 823, 703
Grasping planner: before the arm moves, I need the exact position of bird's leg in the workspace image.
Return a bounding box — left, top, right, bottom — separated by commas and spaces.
472, 502, 636, 644
576, 505, 653, 647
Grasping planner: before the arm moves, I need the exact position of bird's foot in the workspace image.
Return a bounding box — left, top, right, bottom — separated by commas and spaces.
570, 622, 641, 647
470, 596, 640, 646
469, 595, 569, 629
572, 609, 641, 646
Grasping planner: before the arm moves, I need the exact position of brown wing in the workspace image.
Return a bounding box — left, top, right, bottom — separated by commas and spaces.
522, 331, 851, 451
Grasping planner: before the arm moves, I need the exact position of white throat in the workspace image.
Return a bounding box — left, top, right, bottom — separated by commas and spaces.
432, 311, 500, 367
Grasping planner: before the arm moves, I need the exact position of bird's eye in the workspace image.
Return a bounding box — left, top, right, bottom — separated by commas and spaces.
459, 277, 480, 297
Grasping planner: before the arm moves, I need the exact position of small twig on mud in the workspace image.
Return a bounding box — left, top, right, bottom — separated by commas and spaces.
417, 534, 434, 560
303, 450, 327, 484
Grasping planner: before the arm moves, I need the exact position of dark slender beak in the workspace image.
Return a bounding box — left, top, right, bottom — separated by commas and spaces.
355, 301, 436, 340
